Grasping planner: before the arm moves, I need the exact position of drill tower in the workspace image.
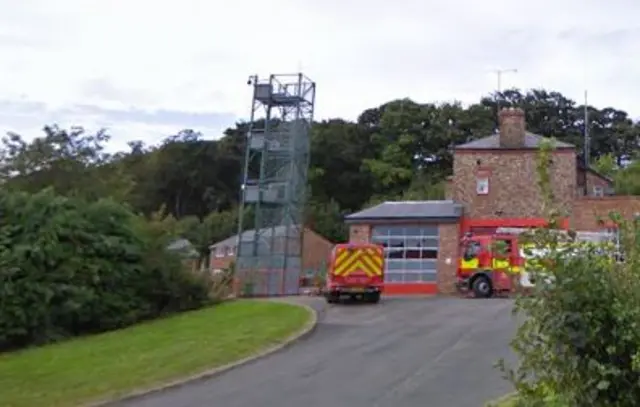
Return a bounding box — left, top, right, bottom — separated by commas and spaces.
235, 73, 316, 296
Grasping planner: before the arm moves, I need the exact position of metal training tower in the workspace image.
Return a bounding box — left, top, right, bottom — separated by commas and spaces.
236, 73, 316, 296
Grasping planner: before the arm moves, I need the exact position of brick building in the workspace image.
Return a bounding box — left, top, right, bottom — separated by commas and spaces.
209, 226, 333, 275
345, 107, 640, 295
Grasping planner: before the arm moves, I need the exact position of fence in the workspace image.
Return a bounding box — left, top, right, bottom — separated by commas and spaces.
228, 260, 327, 297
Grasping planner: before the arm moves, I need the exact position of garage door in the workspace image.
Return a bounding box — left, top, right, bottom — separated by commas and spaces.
370, 225, 438, 283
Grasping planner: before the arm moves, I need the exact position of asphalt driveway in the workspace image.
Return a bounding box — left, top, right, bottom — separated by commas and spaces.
117, 297, 518, 407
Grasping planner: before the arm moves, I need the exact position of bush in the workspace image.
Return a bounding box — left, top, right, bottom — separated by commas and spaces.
499, 141, 640, 407
0, 189, 211, 351
205, 260, 235, 302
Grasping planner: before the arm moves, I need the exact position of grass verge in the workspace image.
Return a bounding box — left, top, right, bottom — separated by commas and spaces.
486, 393, 517, 406
488, 393, 567, 407
0, 300, 312, 407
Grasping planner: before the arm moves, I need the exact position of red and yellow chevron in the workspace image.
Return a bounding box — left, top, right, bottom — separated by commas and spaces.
333, 246, 384, 277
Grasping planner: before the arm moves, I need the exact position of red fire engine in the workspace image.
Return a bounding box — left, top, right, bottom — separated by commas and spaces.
456, 231, 523, 298
456, 227, 618, 298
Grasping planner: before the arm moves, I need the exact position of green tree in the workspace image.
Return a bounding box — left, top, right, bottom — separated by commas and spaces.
306, 199, 347, 243
0, 189, 211, 351
614, 159, 640, 195
593, 153, 618, 177
483, 88, 639, 166
175, 207, 253, 268
309, 119, 376, 211
0, 126, 133, 201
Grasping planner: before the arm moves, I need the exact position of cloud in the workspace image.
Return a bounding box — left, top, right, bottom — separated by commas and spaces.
0, 0, 640, 151
0, 98, 235, 152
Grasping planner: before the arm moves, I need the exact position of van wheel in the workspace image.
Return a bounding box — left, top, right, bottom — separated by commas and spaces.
472, 276, 493, 298
366, 292, 381, 304
326, 293, 339, 304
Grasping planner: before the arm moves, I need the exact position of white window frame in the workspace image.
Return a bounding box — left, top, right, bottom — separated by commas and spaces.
215, 247, 225, 258
602, 227, 620, 246
593, 186, 604, 197
476, 176, 489, 195
226, 246, 235, 256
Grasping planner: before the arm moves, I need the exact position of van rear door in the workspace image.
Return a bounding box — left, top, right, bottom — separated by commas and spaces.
330, 244, 384, 287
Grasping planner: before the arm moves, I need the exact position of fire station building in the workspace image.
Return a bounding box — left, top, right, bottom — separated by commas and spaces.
345, 107, 640, 295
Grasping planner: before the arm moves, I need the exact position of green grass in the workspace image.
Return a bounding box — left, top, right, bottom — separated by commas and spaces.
487, 393, 517, 406
488, 393, 567, 407
0, 300, 312, 407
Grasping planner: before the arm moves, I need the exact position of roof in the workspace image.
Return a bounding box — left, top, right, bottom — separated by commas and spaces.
209, 225, 303, 249
167, 238, 193, 251
344, 200, 463, 222
576, 158, 614, 183
166, 238, 199, 258
455, 132, 574, 150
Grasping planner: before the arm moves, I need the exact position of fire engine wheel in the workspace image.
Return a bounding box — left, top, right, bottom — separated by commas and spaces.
472, 275, 493, 299
326, 293, 340, 304
365, 292, 381, 304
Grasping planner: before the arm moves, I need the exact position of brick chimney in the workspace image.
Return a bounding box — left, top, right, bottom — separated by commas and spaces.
498, 107, 526, 148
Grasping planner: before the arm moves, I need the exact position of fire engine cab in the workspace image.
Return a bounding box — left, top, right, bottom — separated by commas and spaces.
456, 231, 523, 298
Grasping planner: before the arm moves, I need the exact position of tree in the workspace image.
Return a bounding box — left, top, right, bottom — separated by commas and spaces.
500, 141, 640, 406
0, 189, 211, 350
593, 153, 618, 178
306, 199, 347, 243
0, 126, 134, 201
3, 86, 640, 241
129, 129, 243, 219
175, 207, 252, 269
614, 159, 640, 195
309, 119, 376, 211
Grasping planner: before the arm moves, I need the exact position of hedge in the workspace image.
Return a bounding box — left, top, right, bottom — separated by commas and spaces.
497, 140, 640, 407
0, 189, 211, 351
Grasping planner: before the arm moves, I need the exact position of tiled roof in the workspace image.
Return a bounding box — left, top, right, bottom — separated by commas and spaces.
345, 200, 463, 221
455, 132, 574, 150
167, 238, 193, 251
209, 225, 303, 249
576, 157, 614, 182
166, 238, 199, 258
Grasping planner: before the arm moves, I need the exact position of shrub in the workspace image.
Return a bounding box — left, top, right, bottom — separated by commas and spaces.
499, 141, 640, 407
0, 189, 211, 351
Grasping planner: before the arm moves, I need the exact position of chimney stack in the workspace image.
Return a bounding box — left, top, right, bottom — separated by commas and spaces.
498, 107, 526, 148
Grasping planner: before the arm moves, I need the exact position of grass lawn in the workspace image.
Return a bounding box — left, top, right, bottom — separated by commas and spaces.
0, 300, 312, 407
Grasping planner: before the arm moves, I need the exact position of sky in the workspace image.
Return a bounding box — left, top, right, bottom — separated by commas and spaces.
1, 0, 639, 152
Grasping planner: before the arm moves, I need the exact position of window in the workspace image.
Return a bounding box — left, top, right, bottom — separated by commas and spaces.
601, 228, 620, 245
405, 248, 438, 259
476, 176, 489, 195
491, 239, 512, 256
593, 186, 604, 197
462, 241, 482, 260
227, 246, 236, 256
371, 225, 439, 283
215, 247, 225, 257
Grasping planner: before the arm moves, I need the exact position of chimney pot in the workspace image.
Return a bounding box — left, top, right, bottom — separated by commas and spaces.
498, 107, 526, 148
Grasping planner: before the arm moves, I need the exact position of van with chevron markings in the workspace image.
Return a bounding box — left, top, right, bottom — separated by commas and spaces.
325, 243, 385, 304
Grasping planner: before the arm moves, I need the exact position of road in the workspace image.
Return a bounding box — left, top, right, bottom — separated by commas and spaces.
117, 297, 518, 407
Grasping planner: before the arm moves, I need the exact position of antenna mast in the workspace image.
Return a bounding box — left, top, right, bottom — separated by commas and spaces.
583, 90, 590, 196
492, 68, 518, 112
493, 68, 518, 95
584, 90, 590, 166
